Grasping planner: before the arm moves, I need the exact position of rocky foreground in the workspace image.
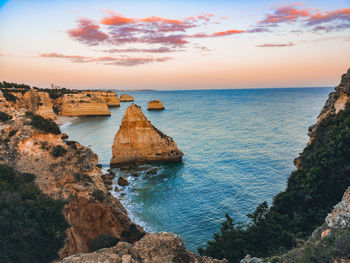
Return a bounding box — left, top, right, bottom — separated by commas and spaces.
110, 104, 183, 166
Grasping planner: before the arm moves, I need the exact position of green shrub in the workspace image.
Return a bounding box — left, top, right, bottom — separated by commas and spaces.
0, 111, 12, 122
200, 102, 350, 262
0, 164, 69, 263
29, 114, 61, 135
92, 189, 105, 202
88, 234, 119, 252
52, 145, 67, 157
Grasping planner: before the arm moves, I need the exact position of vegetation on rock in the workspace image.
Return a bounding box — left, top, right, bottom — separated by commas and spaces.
0, 111, 12, 122
0, 164, 69, 263
199, 103, 350, 262
26, 112, 61, 134
52, 145, 67, 157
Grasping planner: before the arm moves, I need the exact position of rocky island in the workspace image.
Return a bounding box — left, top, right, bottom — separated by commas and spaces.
110, 104, 183, 166
120, 94, 134, 102
148, 99, 165, 110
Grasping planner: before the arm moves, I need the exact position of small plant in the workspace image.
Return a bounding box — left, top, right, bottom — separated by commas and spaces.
92, 189, 105, 202
88, 234, 119, 252
0, 111, 12, 122
51, 145, 67, 157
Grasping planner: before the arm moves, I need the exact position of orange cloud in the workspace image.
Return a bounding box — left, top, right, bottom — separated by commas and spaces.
307, 8, 350, 25
212, 29, 245, 36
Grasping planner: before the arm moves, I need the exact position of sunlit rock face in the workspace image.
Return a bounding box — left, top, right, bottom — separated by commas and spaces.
110, 104, 183, 166
83, 91, 120, 107
8, 90, 57, 119
54, 93, 111, 116
147, 99, 165, 110
120, 94, 134, 102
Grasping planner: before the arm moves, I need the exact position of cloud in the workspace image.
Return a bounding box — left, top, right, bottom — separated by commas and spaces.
312, 23, 350, 32
246, 27, 272, 33
256, 42, 295, 47
259, 4, 310, 25
189, 29, 245, 38
40, 53, 172, 67
212, 29, 245, 37
67, 18, 109, 45
99, 47, 176, 53
306, 8, 350, 26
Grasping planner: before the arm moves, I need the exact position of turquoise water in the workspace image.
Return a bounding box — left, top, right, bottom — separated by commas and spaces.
62, 88, 332, 251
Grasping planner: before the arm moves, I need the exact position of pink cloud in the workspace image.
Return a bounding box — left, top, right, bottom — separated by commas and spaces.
100, 47, 176, 53
40, 53, 172, 66
256, 42, 295, 47
259, 5, 310, 25
67, 18, 109, 45
306, 8, 350, 25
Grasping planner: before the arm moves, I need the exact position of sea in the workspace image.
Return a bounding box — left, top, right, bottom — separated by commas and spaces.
61, 87, 332, 251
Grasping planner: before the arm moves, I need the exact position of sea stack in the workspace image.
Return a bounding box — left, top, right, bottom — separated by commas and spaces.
120, 94, 134, 102
110, 104, 183, 166
148, 100, 165, 110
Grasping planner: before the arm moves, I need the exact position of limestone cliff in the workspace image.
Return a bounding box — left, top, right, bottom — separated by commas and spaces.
83, 91, 120, 107
54, 93, 111, 116
110, 104, 183, 166
0, 106, 143, 258
8, 90, 56, 119
60, 232, 227, 263
148, 99, 165, 110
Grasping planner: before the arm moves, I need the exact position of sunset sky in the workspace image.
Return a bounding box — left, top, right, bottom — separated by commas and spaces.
0, 0, 349, 90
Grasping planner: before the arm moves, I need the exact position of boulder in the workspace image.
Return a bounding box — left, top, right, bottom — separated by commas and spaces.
120, 94, 134, 102
147, 100, 165, 110
110, 104, 183, 166
118, 177, 130, 186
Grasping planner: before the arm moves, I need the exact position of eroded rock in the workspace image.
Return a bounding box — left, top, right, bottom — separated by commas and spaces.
110, 104, 183, 166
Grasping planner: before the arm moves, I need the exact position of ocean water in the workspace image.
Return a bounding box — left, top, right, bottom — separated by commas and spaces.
62, 88, 332, 251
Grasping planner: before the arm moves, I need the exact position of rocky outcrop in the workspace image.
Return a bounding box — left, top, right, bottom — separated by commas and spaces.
60, 232, 227, 263
54, 93, 111, 116
0, 107, 143, 258
8, 90, 56, 119
83, 91, 120, 107
120, 94, 134, 102
148, 99, 165, 110
110, 104, 183, 166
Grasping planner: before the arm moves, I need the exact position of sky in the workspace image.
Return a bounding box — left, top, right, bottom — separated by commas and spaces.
0, 0, 349, 90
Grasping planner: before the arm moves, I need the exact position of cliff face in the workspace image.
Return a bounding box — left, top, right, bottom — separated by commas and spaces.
60, 232, 227, 263
110, 104, 183, 166
307, 68, 350, 146
54, 93, 111, 116
0, 106, 143, 258
4, 88, 121, 118
8, 90, 56, 119
83, 91, 120, 107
